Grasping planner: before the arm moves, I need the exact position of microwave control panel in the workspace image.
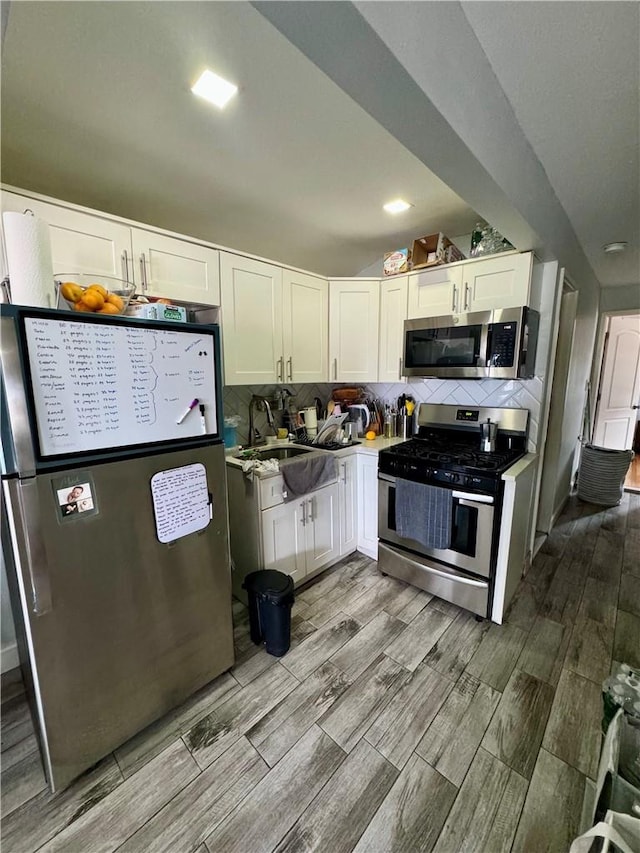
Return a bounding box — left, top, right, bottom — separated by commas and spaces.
488, 322, 516, 367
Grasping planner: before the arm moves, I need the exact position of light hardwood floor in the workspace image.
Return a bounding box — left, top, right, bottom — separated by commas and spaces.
2, 493, 639, 853
625, 454, 640, 492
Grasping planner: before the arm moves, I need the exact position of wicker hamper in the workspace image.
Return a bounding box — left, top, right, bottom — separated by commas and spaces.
577, 444, 634, 506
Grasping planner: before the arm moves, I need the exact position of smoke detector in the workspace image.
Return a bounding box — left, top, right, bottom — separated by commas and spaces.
603, 242, 628, 254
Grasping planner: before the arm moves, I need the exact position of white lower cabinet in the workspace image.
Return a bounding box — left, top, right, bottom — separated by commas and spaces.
261, 482, 339, 584
357, 453, 379, 559
304, 485, 340, 575
338, 454, 357, 556
261, 499, 307, 585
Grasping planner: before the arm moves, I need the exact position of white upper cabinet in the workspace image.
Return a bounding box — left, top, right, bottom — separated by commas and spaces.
1, 191, 132, 282
220, 252, 283, 386
282, 269, 328, 383
461, 252, 532, 312
378, 275, 409, 382
407, 264, 463, 318
406, 252, 533, 319
220, 255, 328, 386
131, 230, 220, 305
329, 279, 380, 383
1, 190, 223, 305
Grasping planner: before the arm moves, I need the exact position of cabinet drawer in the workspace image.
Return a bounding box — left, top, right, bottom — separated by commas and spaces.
259, 475, 287, 509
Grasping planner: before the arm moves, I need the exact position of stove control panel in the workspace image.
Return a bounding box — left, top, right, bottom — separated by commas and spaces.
456, 409, 480, 422
378, 454, 501, 496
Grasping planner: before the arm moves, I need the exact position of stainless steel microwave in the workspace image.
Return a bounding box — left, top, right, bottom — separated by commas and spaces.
403, 306, 539, 379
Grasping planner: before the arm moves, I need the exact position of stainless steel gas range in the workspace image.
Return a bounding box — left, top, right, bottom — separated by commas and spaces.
378, 403, 529, 619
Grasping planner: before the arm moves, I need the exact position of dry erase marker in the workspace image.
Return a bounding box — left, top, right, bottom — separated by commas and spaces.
176, 398, 199, 424
199, 404, 207, 434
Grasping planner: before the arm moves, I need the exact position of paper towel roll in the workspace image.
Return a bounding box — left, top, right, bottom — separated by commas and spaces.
2, 211, 55, 308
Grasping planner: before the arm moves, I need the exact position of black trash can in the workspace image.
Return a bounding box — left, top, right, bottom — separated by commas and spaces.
242, 570, 295, 657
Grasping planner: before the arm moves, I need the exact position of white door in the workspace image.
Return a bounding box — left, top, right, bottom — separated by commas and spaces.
464, 252, 532, 312
593, 314, 640, 449
282, 270, 328, 383
262, 500, 307, 585
304, 484, 340, 575
338, 456, 357, 557
329, 280, 380, 382
131, 230, 220, 305
378, 276, 408, 382
220, 253, 283, 385
2, 192, 132, 282
407, 266, 462, 318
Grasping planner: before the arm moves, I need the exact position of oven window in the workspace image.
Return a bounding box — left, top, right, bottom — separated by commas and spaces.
451, 502, 478, 557
388, 486, 478, 557
405, 325, 482, 369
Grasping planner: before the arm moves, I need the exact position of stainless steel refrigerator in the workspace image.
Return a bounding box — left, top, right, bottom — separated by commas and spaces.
0, 305, 234, 792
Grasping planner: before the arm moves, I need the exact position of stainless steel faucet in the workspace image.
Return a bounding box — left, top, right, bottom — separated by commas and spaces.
248, 395, 277, 447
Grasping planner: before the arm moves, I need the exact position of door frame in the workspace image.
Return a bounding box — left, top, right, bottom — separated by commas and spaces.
590, 308, 640, 447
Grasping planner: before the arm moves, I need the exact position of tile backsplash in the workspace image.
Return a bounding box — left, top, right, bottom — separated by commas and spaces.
224, 377, 543, 451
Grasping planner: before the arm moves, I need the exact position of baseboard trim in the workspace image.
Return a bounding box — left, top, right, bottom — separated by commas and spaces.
1, 641, 19, 674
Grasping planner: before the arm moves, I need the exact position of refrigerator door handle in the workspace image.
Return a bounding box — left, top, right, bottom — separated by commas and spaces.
17, 479, 53, 615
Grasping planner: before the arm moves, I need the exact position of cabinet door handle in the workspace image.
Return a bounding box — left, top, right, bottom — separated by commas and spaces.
452, 284, 457, 313
341, 463, 347, 484
301, 501, 307, 526
121, 250, 130, 284
276, 356, 283, 383
333, 358, 338, 380
307, 497, 314, 522
464, 283, 470, 311
139, 254, 148, 292
287, 357, 293, 381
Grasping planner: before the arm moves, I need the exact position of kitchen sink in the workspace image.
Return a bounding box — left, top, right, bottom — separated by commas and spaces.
234, 446, 314, 461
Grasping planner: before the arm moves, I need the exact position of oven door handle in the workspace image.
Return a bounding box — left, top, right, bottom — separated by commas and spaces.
379, 476, 494, 507
452, 491, 494, 505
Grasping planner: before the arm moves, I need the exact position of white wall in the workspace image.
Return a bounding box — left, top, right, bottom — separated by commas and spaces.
600, 284, 640, 313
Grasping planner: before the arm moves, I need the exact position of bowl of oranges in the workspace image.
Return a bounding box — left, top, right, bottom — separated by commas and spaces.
55, 274, 135, 316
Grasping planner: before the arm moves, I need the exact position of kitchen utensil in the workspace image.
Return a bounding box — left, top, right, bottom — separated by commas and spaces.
396, 414, 410, 439
405, 400, 416, 416
347, 404, 370, 437
343, 422, 357, 441
480, 418, 498, 452
332, 387, 364, 406
55, 274, 136, 315
299, 407, 318, 432
313, 413, 348, 444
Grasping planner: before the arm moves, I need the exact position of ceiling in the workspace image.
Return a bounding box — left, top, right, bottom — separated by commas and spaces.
1, 2, 638, 286
460, 1, 639, 290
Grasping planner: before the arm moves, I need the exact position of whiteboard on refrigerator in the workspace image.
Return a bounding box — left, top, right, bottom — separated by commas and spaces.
24, 315, 218, 456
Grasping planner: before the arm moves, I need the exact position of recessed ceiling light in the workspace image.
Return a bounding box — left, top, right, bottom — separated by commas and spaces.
191, 69, 238, 109
383, 199, 412, 214
603, 241, 628, 254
